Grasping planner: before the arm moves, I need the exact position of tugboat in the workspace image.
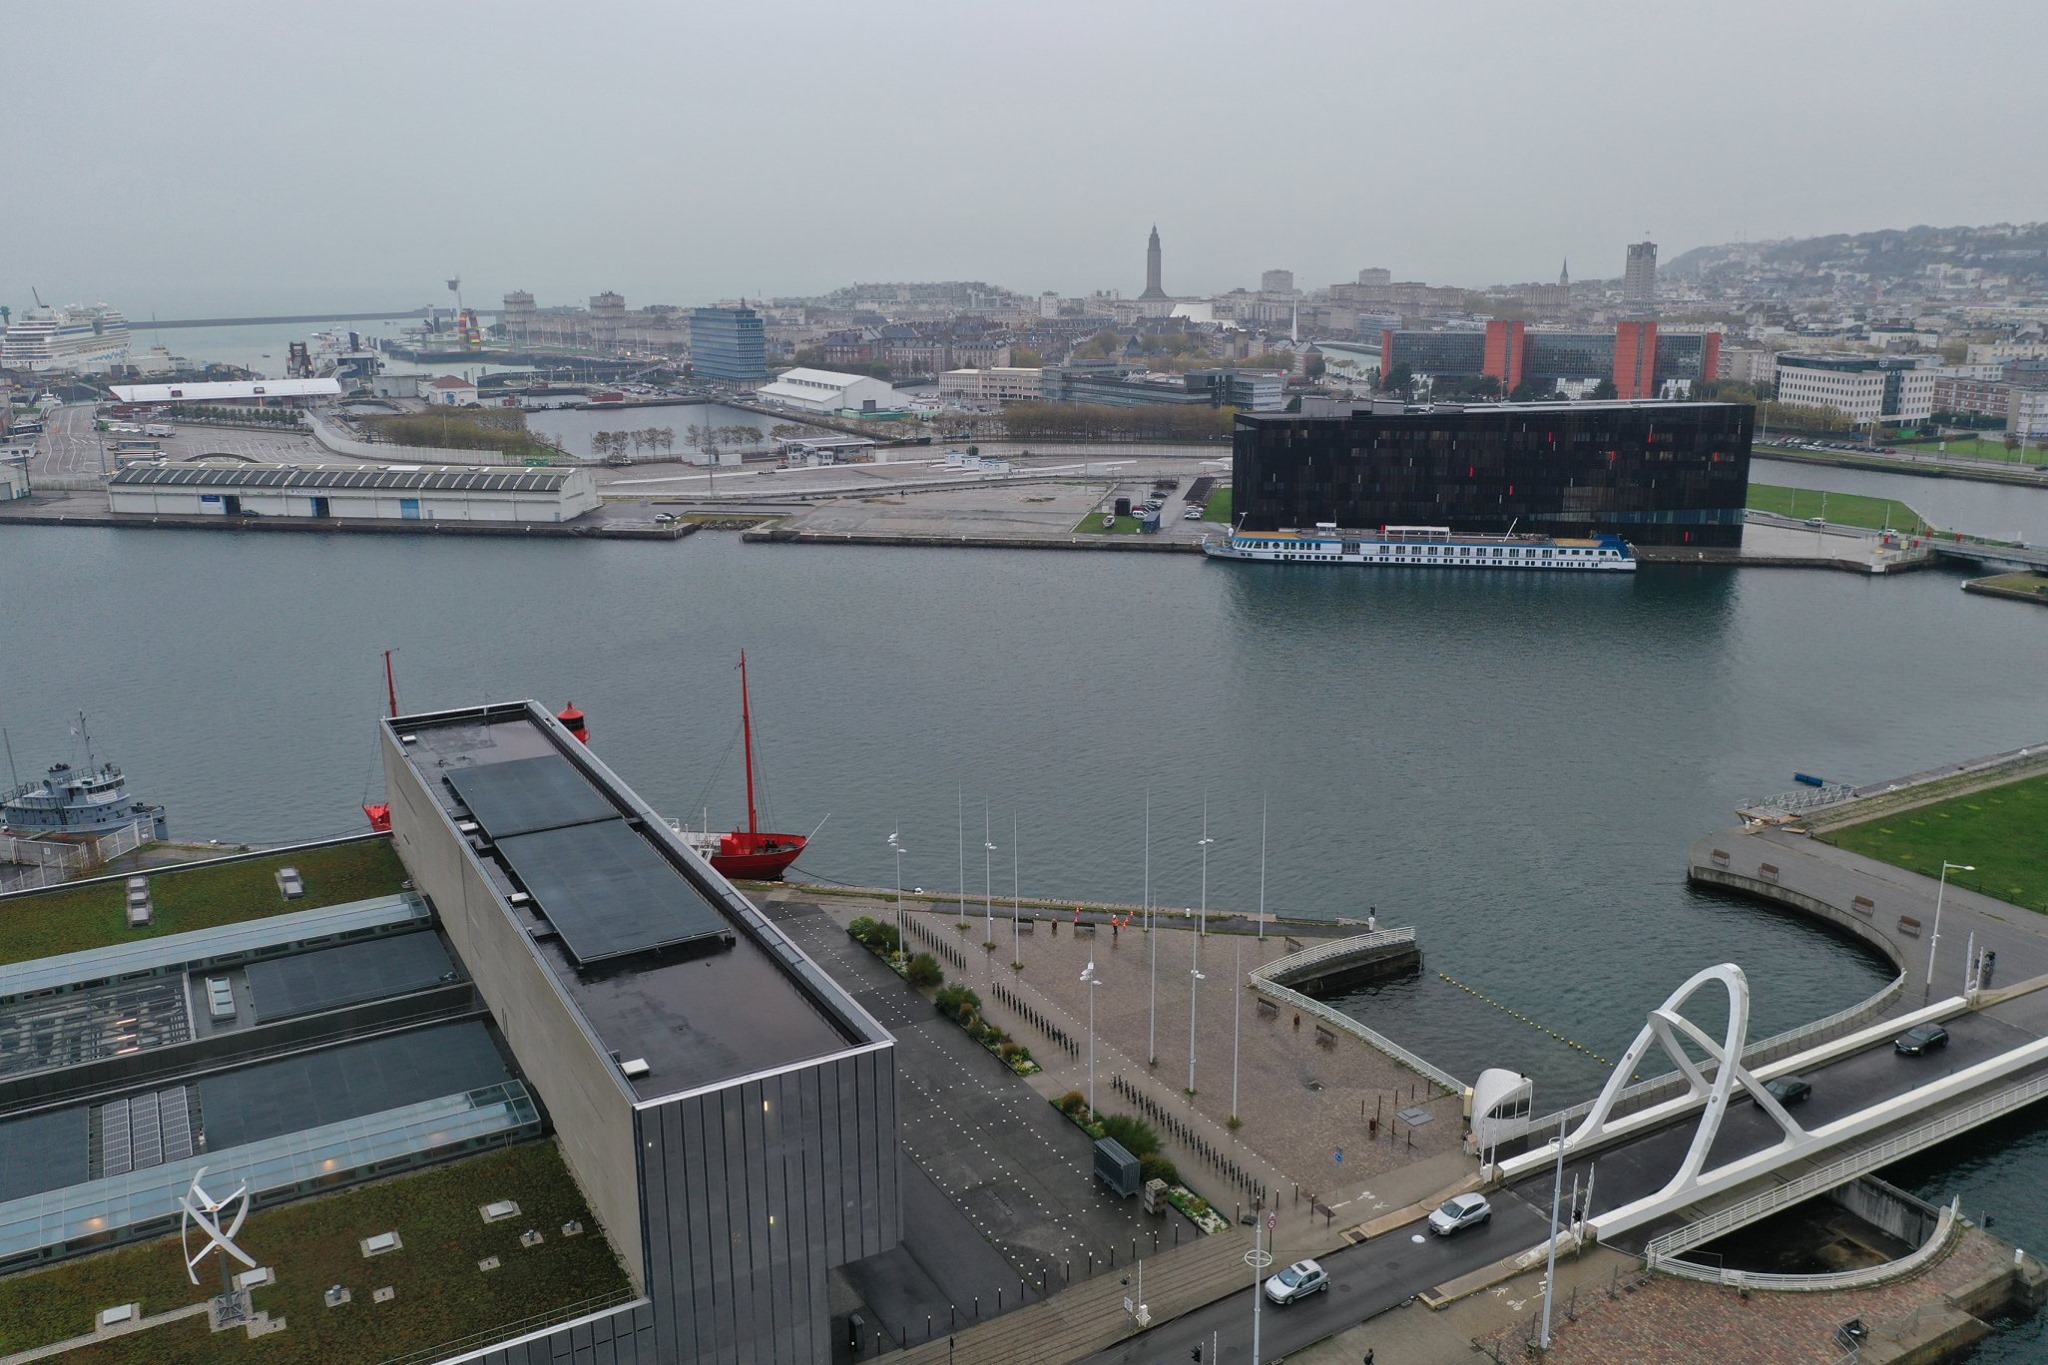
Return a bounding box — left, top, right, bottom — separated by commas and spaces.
2, 715, 168, 845
673, 653, 810, 880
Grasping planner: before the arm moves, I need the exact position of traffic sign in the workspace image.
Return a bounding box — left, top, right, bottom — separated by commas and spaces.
1266, 1211, 1278, 1231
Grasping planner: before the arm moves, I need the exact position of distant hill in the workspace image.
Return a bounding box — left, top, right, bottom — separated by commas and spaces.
1664, 222, 2048, 287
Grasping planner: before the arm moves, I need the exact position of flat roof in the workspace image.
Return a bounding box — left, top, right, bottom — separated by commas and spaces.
108, 378, 341, 402
0, 893, 427, 1001
244, 930, 455, 1023
110, 463, 577, 493
391, 706, 888, 1100
1241, 399, 1749, 423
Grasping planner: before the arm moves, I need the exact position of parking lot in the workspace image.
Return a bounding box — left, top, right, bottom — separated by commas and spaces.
32, 403, 323, 478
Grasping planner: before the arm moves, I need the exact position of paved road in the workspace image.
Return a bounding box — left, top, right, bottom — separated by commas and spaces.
1077, 1191, 1554, 1364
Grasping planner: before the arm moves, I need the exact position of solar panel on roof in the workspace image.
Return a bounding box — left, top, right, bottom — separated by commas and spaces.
495, 819, 732, 966
444, 754, 619, 838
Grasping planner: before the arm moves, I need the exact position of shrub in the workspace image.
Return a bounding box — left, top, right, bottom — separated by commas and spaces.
847, 916, 881, 942
1139, 1154, 1179, 1187
934, 983, 982, 1020
1057, 1091, 1088, 1116
1099, 1114, 1160, 1159
905, 953, 944, 988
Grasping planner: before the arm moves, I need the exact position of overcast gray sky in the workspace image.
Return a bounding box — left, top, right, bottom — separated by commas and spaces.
10, 1, 2045, 318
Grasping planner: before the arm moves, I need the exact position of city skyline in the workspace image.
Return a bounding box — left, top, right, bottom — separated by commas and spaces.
8, 1, 2048, 318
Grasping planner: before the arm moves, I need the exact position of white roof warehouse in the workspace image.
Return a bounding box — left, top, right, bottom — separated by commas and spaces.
107, 462, 599, 523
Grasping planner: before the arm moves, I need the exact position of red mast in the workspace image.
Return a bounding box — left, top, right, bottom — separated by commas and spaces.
739, 651, 759, 835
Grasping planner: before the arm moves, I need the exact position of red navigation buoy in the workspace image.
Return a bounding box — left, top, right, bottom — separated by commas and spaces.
557, 702, 589, 744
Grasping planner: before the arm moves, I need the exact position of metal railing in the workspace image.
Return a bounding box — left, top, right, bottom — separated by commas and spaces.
1482, 973, 1906, 1148
1646, 1069, 2048, 1261
1245, 939, 1465, 1096
1653, 1200, 1959, 1292
373, 1288, 642, 1365
1250, 926, 1416, 983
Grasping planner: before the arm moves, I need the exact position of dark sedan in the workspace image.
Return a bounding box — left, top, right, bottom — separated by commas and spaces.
1896, 1023, 1951, 1056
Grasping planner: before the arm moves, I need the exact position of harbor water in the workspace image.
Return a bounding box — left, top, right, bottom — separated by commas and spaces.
3, 498, 2047, 1353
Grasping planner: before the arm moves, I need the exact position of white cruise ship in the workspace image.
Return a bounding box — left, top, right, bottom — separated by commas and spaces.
1, 304, 131, 373
1204, 523, 1637, 571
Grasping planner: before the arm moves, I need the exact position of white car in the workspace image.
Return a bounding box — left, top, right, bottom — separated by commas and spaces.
1428, 1193, 1492, 1236
1262, 1258, 1328, 1305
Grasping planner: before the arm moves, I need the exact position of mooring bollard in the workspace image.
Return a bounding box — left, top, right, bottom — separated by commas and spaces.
949, 1305, 956, 1329
973, 1296, 979, 1319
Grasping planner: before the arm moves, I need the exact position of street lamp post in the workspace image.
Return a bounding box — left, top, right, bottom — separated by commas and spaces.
1927, 861, 1976, 995
888, 830, 908, 963
1257, 795, 1267, 941
1247, 1213, 1275, 1365
1231, 940, 1242, 1124
1081, 962, 1102, 1117
1144, 790, 1157, 1067
1011, 812, 1021, 967
983, 798, 996, 948
1197, 792, 1213, 936
1187, 935, 1205, 1094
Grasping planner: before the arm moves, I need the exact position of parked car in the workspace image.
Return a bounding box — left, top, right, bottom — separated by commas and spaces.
1764, 1075, 1813, 1105
1263, 1258, 1329, 1305
1895, 1023, 1950, 1056
1428, 1193, 1492, 1236
1182, 508, 1203, 521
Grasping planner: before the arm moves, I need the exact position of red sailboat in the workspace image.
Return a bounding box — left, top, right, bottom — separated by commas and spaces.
675, 652, 809, 880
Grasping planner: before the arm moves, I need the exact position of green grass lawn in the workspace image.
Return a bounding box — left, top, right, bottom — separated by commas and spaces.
0, 1142, 630, 1364
1074, 511, 1143, 535
1891, 436, 2038, 463
0, 839, 408, 966
1747, 484, 1931, 534
1819, 770, 2048, 913
1971, 572, 2048, 596
1202, 487, 1233, 523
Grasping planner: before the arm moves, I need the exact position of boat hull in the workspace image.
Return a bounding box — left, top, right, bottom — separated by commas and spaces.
707, 832, 806, 880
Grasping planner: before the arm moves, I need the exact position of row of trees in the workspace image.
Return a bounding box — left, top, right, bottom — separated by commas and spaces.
592, 428, 676, 461
1002, 401, 1236, 442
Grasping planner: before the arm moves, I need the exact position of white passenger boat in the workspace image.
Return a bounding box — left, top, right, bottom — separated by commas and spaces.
1203, 522, 1637, 571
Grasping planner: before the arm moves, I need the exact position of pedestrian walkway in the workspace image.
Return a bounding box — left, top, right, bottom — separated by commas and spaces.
1692, 827, 2048, 1014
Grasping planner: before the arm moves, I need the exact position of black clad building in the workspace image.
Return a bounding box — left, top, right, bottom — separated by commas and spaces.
1234, 399, 1751, 548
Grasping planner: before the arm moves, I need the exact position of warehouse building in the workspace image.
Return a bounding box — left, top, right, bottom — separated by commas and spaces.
1235, 399, 1752, 547
382, 702, 900, 1363
107, 378, 342, 407
107, 463, 600, 523
754, 366, 908, 416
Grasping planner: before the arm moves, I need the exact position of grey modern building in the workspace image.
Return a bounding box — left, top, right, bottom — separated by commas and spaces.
382, 702, 899, 1364
690, 307, 770, 382
1624, 240, 1658, 311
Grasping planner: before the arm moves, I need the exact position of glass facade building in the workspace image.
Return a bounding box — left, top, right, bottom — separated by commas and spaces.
1234, 400, 1752, 547
688, 307, 768, 382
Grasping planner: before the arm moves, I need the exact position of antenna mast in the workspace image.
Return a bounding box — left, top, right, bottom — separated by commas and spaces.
739, 652, 759, 835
